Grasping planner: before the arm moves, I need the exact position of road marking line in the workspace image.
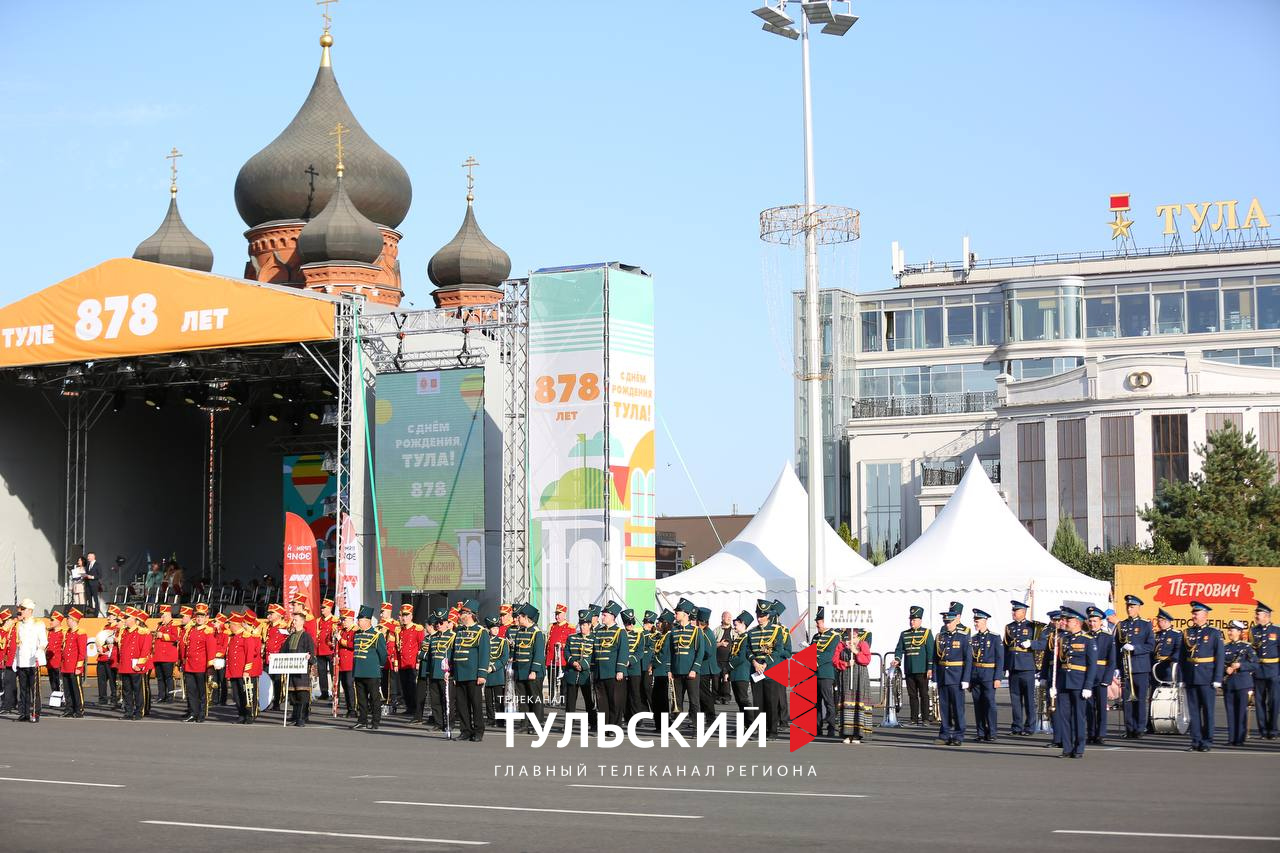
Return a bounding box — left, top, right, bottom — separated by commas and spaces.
568, 784, 865, 798
0, 776, 124, 788
1054, 830, 1280, 842
377, 801, 701, 820
140, 821, 486, 846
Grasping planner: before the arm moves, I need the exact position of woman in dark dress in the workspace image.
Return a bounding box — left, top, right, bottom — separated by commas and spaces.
283, 612, 316, 726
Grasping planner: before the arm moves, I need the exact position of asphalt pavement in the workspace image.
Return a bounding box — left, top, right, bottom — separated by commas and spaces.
0, 692, 1275, 852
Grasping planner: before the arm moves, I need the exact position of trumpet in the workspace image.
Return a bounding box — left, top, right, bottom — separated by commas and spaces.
504, 654, 516, 716
881, 658, 903, 728
927, 679, 940, 723
547, 643, 563, 707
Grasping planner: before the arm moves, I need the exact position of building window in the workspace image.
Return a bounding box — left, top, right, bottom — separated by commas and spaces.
1057, 419, 1087, 539
1223, 288, 1254, 331
1152, 414, 1189, 494
1154, 292, 1185, 335
946, 305, 975, 347
1017, 422, 1047, 545
860, 311, 881, 353
1102, 416, 1136, 548
1086, 295, 1116, 338
1118, 294, 1150, 337
1012, 291, 1061, 342
864, 462, 902, 556
1258, 280, 1280, 330
976, 297, 1004, 345
914, 306, 943, 349
1009, 356, 1084, 381
1187, 281, 1220, 333
886, 309, 913, 351
1205, 412, 1242, 435
1260, 412, 1280, 477
1204, 347, 1280, 368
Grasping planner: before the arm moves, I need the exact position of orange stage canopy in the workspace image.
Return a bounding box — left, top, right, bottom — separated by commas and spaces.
0, 258, 336, 368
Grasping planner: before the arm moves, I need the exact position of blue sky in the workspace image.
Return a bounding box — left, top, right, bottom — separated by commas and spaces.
2, 1, 1278, 518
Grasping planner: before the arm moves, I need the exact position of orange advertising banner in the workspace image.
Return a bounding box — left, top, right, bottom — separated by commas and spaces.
282, 512, 320, 616
0, 258, 335, 367
1114, 564, 1280, 629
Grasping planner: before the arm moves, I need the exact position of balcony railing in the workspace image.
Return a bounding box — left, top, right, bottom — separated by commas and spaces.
852, 390, 998, 419
922, 458, 1001, 486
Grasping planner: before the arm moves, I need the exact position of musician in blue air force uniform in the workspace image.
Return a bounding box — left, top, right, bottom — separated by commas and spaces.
968, 608, 1003, 743
1035, 610, 1063, 746
1003, 600, 1037, 736
1114, 594, 1154, 739
1053, 606, 1098, 758
1223, 619, 1259, 746
1251, 601, 1280, 739
1085, 606, 1115, 745
933, 607, 972, 746
1149, 608, 1181, 734
1180, 600, 1225, 752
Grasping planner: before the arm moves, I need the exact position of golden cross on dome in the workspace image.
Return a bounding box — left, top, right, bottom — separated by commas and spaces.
330, 122, 347, 175
317, 0, 339, 33
166, 147, 183, 196
462, 155, 478, 202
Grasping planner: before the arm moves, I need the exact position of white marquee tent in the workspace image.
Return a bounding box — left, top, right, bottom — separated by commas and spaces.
655, 464, 874, 629
834, 459, 1112, 655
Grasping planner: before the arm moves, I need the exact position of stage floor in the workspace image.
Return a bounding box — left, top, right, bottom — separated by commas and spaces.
1, 694, 1274, 852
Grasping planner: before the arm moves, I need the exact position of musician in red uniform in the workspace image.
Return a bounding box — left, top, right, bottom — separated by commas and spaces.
337, 608, 356, 717
61, 607, 89, 718
291, 593, 319, 643
151, 606, 181, 704
117, 607, 153, 721
379, 613, 400, 713
264, 604, 290, 712
180, 603, 218, 722
498, 603, 514, 639
46, 609, 65, 697
396, 604, 425, 720
212, 612, 233, 707
227, 611, 263, 724
547, 603, 574, 666
316, 598, 338, 702
0, 609, 16, 714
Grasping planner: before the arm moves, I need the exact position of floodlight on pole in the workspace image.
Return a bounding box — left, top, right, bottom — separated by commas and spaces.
761, 22, 799, 39
753, 1, 860, 641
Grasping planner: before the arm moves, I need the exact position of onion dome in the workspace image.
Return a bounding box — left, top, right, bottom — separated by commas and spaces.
233, 34, 412, 229
428, 200, 512, 291
297, 170, 384, 264
132, 193, 214, 272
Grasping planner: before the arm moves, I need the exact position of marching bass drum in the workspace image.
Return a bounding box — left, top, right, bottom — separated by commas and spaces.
258, 672, 275, 712
1149, 684, 1189, 735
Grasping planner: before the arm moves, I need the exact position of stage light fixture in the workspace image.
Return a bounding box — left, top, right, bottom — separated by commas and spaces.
320, 385, 335, 398
283, 348, 303, 361
823, 11, 858, 35
169, 356, 190, 370
753, 4, 794, 28
18, 370, 36, 385
271, 384, 287, 401
306, 405, 321, 422
762, 21, 799, 39
65, 364, 84, 378
801, 2, 834, 24
145, 389, 166, 409
117, 360, 136, 374
183, 386, 208, 406
267, 410, 281, 423
60, 378, 81, 397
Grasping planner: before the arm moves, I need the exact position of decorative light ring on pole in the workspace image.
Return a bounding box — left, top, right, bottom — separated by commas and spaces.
759, 204, 860, 246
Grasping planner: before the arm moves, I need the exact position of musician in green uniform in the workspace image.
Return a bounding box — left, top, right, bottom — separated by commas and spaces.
893, 605, 935, 726
483, 616, 508, 725
697, 606, 719, 722
650, 609, 674, 719
727, 610, 754, 718
351, 605, 387, 731
769, 600, 792, 726
669, 599, 706, 722
592, 601, 628, 726
564, 609, 597, 723
745, 599, 785, 738
449, 599, 490, 742
640, 611, 657, 717
622, 609, 647, 721
511, 603, 546, 730
812, 607, 842, 738
426, 610, 456, 734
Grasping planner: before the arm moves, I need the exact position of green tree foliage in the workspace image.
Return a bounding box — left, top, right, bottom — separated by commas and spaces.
836, 522, 860, 552
1050, 515, 1087, 567
870, 543, 887, 566
1184, 538, 1207, 566
1140, 426, 1280, 566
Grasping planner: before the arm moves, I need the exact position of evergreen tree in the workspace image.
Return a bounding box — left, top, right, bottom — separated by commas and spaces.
1141, 427, 1280, 566
1184, 538, 1207, 566
836, 522, 858, 551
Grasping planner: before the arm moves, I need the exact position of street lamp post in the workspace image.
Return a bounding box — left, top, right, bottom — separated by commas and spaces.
753, 2, 859, 637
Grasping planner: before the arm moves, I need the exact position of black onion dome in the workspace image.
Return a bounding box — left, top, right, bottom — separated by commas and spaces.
233, 41, 412, 228
297, 173, 384, 264
428, 203, 512, 289
132, 196, 214, 272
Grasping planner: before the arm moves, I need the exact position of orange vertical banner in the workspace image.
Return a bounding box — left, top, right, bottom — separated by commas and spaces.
283, 512, 319, 615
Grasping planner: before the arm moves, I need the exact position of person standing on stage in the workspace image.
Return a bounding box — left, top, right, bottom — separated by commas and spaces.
82, 553, 102, 616
726, 611, 754, 718
395, 603, 424, 720
337, 608, 357, 718
484, 615, 509, 725
449, 600, 490, 742
351, 605, 387, 731
650, 610, 673, 719
414, 614, 438, 725
811, 607, 841, 738
1181, 601, 1225, 752
622, 609, 647, 722
933, 605, 972, 746
61, 608, 89, 718
1224, 619, 1258, 746
282, 611, 316, 727
1251, 601, 1279, 740
180, 603, 217, 722
563, 610, 596, 721
1053, 606, 1098, 759
1084, 606, 1115, 744
743, 599, 780, 737
315, 598, 338, 703
969, 608, 1003, 743
96, 608, 119, 707
151, 606, 180, 704
46, 609, 65, 699
263, 604, 289, 711
591, 601, 627, 727
426, 610, 455, 731
14, 599, 48, 722
547, 603, 574, 703
118, 608, 152, 721
0, 609, 16, 714
510, 603, 546, 730
1114, 594, 1154, 739
1003, 600, 1037, 736
695, 607, 719, 723
893, 605, 934, 727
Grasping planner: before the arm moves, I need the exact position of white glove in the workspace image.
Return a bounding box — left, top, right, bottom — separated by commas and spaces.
212, 658, 225, 670
961, 681, 969, 690
1019, 640, 1031, 649
1082, 689, 1092, 699
1049, 687, 1057, 700
1122, 643, 1134, 652
1035, 677, 1044, 688
1213, 682, 1221, 689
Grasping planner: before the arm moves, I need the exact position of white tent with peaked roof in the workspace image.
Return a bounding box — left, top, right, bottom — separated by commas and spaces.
655, 464, 875, 627
833, 459, 1111, 655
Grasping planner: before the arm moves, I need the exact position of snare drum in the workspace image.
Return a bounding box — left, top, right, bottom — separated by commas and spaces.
1149, 685, 1189, 735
